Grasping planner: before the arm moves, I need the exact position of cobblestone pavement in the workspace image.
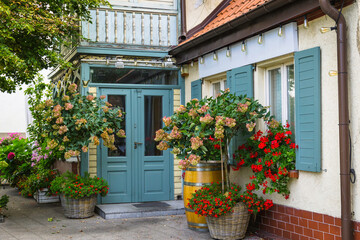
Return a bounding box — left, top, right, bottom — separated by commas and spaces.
0, 186, 261, 240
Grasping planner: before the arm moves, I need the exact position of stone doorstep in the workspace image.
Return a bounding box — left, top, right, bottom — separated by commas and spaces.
95, 200, 185, 220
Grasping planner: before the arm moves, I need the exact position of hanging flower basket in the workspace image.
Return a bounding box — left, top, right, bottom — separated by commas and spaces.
60, 194, 97, 219
205, 202, 250, 240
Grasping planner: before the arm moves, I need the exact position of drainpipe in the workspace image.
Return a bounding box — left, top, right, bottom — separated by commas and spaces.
318, 1, 352, 239
179, 0, 187, 42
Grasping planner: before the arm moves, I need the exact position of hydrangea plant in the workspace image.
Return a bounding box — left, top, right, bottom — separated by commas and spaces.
155, 90, 269, 170
39, 83, 125, 173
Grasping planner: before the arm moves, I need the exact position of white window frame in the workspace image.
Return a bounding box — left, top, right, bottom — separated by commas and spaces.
265, 61, 294, 124
210, 79, 227, 98
202, 72, 227, 99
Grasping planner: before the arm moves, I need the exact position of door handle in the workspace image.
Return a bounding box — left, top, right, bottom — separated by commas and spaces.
134, 142, 143, 149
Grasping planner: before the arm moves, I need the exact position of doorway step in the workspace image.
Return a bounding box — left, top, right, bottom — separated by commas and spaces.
95, 200, 185, 219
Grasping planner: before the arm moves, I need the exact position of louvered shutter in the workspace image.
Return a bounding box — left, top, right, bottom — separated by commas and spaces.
191, 79, 202, 100
295, 47, 321, 172
227, 65, 254, 164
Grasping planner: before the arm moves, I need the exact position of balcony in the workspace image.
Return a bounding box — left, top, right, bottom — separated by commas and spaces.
80, 8, 179, 50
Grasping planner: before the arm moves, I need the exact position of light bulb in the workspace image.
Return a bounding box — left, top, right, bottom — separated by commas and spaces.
200, 56, 204, 64
278, 26, 283, 37
213, 52, 217, 61
226, 47, 231, 57
258, 34, 263, 44
241, 41, 246, 52
304, 16, 309, 29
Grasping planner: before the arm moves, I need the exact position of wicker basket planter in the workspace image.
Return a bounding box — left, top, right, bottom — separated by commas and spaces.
34, 188, 59, 204
205, 202, 250, 240
60, 194, 97, 219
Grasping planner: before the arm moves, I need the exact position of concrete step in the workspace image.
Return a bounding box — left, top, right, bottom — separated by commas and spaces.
95, 200, 185, 219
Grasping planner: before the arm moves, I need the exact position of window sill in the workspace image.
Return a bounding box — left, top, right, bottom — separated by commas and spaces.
288, 170, 299, 179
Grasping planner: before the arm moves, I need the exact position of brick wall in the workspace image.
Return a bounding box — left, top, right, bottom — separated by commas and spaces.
250, 204, 360, 240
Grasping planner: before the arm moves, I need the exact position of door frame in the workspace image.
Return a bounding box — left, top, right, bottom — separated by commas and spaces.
95, 85, 175, 204
79, 63, 184, 204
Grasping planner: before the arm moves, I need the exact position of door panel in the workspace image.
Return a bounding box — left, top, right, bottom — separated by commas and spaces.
99, 88, 172, 203
137, 90, 171, 202
100, 89, 132, 203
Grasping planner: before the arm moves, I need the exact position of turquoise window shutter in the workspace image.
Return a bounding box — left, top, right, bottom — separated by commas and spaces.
227, 65, 254, 165
191, 79, 202, 100
294, 47, 321, 172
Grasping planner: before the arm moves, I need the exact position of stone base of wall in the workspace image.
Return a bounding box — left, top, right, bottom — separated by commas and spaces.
249, 204, 360, 240
54, 160, 78, 175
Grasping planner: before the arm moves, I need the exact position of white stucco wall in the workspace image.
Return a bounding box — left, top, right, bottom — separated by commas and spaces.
232, 4, 360, 221
183, 3, 360, 221
0, 89, 28, 136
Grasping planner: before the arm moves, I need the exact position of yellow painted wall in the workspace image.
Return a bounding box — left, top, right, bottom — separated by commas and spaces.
185, 0, 222, 32
173, 89, 183, 198
88, 87, 98, 177
184, 61, 200, 103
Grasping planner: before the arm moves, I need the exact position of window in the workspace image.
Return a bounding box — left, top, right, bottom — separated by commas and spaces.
266, 63, 295, 135
211, 80, 227, 98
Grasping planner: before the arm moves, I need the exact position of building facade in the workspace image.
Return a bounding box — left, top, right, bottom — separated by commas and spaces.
50, 0, 183, 204
170, 0, 360, 239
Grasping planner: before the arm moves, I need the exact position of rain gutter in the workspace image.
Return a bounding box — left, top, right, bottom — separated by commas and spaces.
318, 0, 352, 239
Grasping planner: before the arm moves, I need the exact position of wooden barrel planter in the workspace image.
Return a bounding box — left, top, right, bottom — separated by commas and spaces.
183, 161, 222, 232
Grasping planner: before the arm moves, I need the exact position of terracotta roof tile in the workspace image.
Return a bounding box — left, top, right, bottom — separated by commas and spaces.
180, 0, 270, 45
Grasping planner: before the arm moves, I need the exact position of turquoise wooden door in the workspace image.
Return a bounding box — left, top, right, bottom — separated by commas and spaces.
100, 88, 172, 203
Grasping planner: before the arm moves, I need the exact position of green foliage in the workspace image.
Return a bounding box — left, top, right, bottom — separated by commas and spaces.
39, 84, 125, 160
20, 169, 59, 197
155, 90, 270, 170
0, 137, 33, 188
0, 195, 9, 211
0, 0, 110, 93
50, 172, 109, 199
24, 76, 53, 146
234, 120, 297, 201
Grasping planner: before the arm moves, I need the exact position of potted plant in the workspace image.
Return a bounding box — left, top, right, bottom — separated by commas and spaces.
50, 171, 109, 218
188, 182, 274, 239
155, 90, 269, 231
20, 169, 60, 203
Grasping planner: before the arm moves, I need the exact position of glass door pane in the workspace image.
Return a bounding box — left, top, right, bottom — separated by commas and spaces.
108, 95, 126, 156
144, 96, 163, 156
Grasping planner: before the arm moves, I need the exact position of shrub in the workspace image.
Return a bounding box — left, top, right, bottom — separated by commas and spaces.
0, 137, 32, 188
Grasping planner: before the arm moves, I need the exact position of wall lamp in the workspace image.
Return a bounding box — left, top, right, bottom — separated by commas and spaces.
320, 26, 337, 33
